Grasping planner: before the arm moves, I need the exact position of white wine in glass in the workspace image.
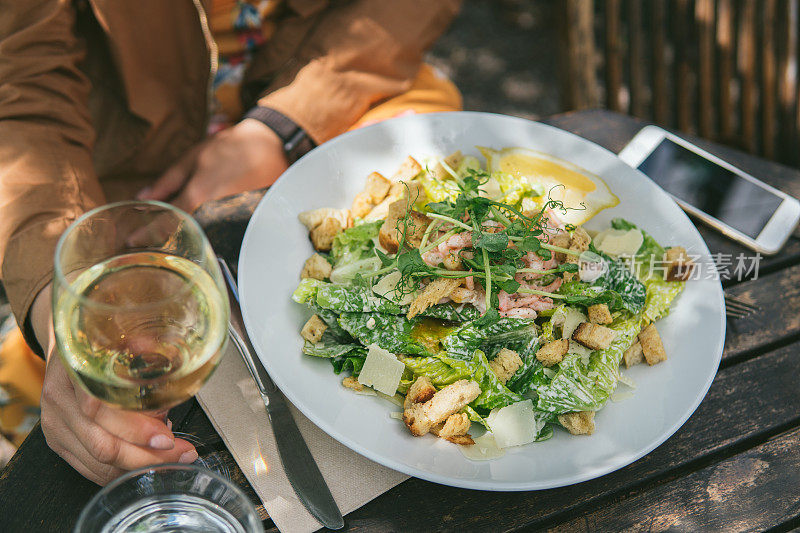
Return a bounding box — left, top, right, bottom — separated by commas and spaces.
52, 201, 230, 462
54, 251, 228, 410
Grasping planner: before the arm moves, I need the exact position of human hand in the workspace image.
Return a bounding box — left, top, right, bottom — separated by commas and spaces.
31, 287, 198, 486
137, 118, 288, 213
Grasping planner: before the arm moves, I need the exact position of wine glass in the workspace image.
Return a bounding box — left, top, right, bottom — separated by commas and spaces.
74, 464, 261, 533
52, 200, 230, 471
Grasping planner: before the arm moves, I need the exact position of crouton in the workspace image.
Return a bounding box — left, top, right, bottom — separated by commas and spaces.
562, 254, 580, 282
489, 348, 524, 383
298, 207, 351, 231
365, 181, 422, 222
430, 151, 463, 180
623, 341, 644, 367
587, 303, 613, 325
391, 156, 423, 182
558, 411, 595, 435
536, 338, 569, 367
423, 379, 480, 425
342, 376, 364, 392
549, 231, 572, 262
403, 380, 480, 436
572, 322, 617, 350
570, 226, 591, 253
403, 376, 436, 409
638, 324, 667, 365
378, 199, 431, 253
301, 253, 332, 280
402, 403, 432, 436
407, 277, 462, 319
310, 217, 343, 251
351, 172, 391, 218
364, 172, 391, 202
300, 315, 327, 343
350, 195, 374, 219
430, 413, 471, 438
443, 434, 475, 445
664, 246, 694, 281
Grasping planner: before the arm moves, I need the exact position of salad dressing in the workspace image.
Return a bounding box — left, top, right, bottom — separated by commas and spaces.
410, 319, 456, 353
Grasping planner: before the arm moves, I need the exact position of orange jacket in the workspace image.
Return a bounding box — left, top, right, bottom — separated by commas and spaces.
0, 0, 460, 350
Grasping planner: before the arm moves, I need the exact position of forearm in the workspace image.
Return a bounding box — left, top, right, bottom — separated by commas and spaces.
253, 0, 462, 144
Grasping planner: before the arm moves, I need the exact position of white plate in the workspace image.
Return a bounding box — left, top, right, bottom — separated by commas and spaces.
238, 112, 725, 491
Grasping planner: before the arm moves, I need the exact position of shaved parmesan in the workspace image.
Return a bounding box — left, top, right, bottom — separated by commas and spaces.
372, 271, 417, 305
562, 307, 587, 340
358, 344, 404, 396
459, 432, 506, 460
594, 228, 643, 257
485, 400, 541, 448
389, 411, 404, 420
568, 340, 593, 365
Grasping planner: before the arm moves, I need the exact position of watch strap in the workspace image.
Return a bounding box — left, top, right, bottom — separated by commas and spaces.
243, 107, 315, 164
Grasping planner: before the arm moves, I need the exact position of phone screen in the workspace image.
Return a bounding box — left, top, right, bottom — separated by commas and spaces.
637, 138, 782, 238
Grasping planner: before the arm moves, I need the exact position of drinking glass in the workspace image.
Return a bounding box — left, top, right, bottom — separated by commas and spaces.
74, 464, 261, 532
52, 201, 230, 469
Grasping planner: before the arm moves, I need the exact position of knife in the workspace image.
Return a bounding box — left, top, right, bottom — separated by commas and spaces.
217, 257, 345, 530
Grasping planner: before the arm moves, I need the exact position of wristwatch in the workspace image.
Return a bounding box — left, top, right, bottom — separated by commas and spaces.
242, 107, 315, 164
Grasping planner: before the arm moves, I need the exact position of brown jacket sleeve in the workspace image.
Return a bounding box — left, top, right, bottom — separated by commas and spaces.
254, 0, 461, 144
0, 0, 105, 351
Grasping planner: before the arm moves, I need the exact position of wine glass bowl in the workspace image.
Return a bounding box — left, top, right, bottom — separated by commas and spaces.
53, 201, 230, 412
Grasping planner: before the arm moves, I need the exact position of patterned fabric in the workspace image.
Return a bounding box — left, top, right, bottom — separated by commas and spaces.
0, 318, 43, 453
208, 0, 283, 133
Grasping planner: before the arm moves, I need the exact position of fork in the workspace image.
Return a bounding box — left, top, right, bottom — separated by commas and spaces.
725, 293, 759, 319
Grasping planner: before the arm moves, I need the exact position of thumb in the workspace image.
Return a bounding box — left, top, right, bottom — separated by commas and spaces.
137, 144, 202, 201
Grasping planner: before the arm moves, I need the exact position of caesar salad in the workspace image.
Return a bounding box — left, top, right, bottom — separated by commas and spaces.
292, 148, 694, 457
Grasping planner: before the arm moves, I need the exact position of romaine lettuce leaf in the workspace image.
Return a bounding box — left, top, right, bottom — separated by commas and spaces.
310, 305, 353, 342
642, 278, 684, 326
329, 221, 383, 283
402, 355, 473, 386
419, 303, 481, 322
316, 283, 402, 314
292, 278, 323, 304
337, 312, 433, 357
536, 315, 640, 414
442, 316, 538, 360
591, 252, 647, 313
302, 339, 363, 359
330, 352, 367, 376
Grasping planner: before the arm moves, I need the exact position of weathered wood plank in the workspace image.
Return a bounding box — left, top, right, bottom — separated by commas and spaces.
559, 0, 599, 110
627, 0, 646, 117
718, 263, 800, 361
603, 0, 623, 112
737, 0, 758, 153
549, 428, 800, 532
672, 0, 693, 133
716, 0, 736, 143
777, 0, 799, 165
696, 0, 715, 138
650, 0, 669, 125
762, 0, 778, 159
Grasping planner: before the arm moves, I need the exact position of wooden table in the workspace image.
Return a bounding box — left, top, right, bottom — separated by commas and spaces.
2, 109, 799, 532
